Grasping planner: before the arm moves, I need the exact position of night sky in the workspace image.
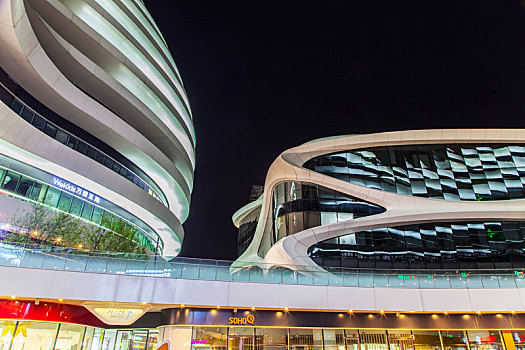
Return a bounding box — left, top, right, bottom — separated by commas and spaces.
146, 1, 525, 260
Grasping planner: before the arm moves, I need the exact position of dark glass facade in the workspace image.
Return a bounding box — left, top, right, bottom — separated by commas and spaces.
303, 145, 525, 201
309, 222, 525, 269
238, 207, 260, 257
0, 68, 167, 205
272, 181, 385, 243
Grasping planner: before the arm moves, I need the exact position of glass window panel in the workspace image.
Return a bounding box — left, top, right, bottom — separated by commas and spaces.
412, 331, 441, 350
11, 99, 24, 114
289, 328, 323, 350
31, 114, 46, 131
256, 327, 288, 350
55, 129, 69, 144
69, 197, 84, 216
192, 327, 227, 350
0, 320, 15, 349
115, 330, 133, 350
57, 193, 73, 211
42, 186, 60, 207
20, 107, 34, 123
467, 330, 503, 350
43, 122, 57, 138
15, 176, 33, 198
359, 330, 388, 350
102, 329, 117, 350
67, 136, 79, 150
9, 321, 58, 350
2, 171, 20, 193
77, 141, 89, 155
81, 202, 94, 220
54, 323, 85, 350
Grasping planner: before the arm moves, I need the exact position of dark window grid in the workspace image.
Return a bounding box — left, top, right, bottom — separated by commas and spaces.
8, 97, 165, 205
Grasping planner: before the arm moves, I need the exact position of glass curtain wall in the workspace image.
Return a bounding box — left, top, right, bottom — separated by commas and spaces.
303, 145, 525, 201
309, 221, 525, 269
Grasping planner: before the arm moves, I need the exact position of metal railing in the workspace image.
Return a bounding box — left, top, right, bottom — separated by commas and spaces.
1, 243, 525, 289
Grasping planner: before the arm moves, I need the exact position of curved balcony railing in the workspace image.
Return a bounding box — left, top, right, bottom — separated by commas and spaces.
1, 243, 525, 289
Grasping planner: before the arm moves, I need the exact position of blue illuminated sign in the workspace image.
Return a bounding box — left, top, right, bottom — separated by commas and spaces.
53, 177, 101, 204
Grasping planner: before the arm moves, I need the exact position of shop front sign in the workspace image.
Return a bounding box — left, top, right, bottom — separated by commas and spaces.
229, 314, 255, 325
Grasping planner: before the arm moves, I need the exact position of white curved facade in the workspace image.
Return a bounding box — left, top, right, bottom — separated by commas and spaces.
0, 0, 195, 255
233, 129, 525, 270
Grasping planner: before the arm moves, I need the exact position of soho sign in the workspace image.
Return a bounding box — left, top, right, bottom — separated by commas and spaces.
229, 314, 255, 325
53, 177, 101, 204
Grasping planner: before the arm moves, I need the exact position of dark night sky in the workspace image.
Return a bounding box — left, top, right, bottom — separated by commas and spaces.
146, 1, 525, 260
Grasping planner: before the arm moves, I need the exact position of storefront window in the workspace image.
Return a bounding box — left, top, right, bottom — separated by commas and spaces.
9, 321, 57, 350
412, 331, 442, 350
256, 328, 288, 350
82, 327, 95, 350
229, 328, 255, 350
440, 331, 468, 350
131, 330, 148, 349
54, 324, 85, 350
387, 331, 413, 350
322, 329, 345, 350
0, 320, 16, 350
344, 330, 360, 350
102, 329, 117, 350
358, 330, 388, 350
192, 327, 228, 350
511, 331, 525, 350
146, 329, 159, 350
91, 328, 106, 350
289, 328, 323, 350
115, 330, 132, 350
467, 331, 503, 350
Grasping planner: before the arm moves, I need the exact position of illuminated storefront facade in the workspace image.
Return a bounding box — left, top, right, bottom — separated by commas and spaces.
1, 301, 525, 350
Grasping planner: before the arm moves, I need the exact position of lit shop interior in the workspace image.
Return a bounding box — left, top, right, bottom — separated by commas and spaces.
1, 301, 525, 350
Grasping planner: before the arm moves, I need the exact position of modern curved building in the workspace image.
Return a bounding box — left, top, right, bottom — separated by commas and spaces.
233, 129, 525, 271
0, 0, 194, 255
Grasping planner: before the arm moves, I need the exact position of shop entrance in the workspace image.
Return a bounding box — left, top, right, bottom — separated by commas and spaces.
228, 335, 256, 350
388, 338, 414, 350
345, 336, 361, 350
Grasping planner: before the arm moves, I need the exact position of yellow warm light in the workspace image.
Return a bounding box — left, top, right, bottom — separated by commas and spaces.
284, 307, 289, 312
217, 306, 221, 309
251, 307, 255, 311
78, 244, 83, 249
58, 298, 63, 302
348, 310, 353, 313
180, 304, 185, 308
56, 237, 62, 242
444, 311, 448, 315
10, 296, 15, 299
380, 310, 384, 314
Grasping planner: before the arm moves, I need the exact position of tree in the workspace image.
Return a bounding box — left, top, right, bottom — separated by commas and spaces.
3, 202, 148, 255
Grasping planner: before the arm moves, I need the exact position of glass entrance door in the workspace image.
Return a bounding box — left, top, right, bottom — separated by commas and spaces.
229, 336, 255, 350
346, 337, 360, 350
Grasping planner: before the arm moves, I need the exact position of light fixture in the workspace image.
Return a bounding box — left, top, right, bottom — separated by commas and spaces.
35, 299, 39, 306
78, 244, 83, 249
217, 306, 221, 309
396, 312, 400, 317
380, 310, 384, 314
142, 302, 147, 305
32, 230, 39, 236
444, 311, 448, 315
512, 311, 517, 314
10, 295, 15, 299
56, 237, 62, 243
58, 298, 63, 302
252, 307, 255, 311
409, 311, 415, 313
348, 309, 353, 313
180, 304, 185, 308
477, 311, 482, 315
284, 307, 289, 312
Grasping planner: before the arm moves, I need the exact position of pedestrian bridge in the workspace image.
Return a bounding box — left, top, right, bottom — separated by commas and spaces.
1, 243, 524, 312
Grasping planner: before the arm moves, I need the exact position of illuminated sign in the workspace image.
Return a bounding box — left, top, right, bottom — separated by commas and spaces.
53, 177, 101, 204
229, 314, 255, 325
87, 307, 146, 325
192, 340, 207, 345
397, 275, 415, 280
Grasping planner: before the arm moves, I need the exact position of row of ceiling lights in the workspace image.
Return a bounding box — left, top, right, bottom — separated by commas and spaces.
5, 297, 521, 315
